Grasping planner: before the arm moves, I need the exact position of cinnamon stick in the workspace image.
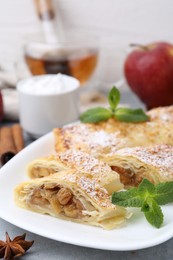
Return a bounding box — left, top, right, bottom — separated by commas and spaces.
11, 124, 24, 152
0, 124, 25, 165
0, 127, 17, 165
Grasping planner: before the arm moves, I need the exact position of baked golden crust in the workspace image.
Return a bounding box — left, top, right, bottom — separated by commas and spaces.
54, 119, 132, 156
14, 171, 129, 229
147, 105, 173, 122
27, 150, 123, 194
108, 144, 173, 186
54, 114, 173, 159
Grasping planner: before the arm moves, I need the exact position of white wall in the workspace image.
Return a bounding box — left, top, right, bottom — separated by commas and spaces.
0, 0, 173, 87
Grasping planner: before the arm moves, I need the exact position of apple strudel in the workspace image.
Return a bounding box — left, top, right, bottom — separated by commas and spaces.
108, 145, 173, 187
54, 111, 173, 159
27, 150, 123, 194
14, 171, 129, 229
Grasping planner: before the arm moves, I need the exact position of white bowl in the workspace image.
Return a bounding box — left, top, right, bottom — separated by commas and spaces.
17, 74, 80, 138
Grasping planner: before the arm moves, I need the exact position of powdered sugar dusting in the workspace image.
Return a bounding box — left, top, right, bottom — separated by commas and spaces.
148, 106, 173, 122
63, 122, 127, 154
116, 145, 173, 177
55, 107, 173, 158
89, 130, 117, 147
58, 149, 115, 182
58, 172, 114, 208
77, 176, 114, 208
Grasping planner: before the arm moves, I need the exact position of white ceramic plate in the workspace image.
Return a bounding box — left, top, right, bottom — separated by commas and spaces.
0, 132, 173, 251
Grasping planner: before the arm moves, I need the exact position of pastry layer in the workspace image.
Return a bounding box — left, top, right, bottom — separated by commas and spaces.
27, 150, 123, 194
54, 106, 173, 159
148, 105, 173, 122
108, 144, 173, 187
15, 171, 129, 229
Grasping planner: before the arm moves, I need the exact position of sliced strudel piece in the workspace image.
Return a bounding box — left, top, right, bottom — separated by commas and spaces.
14, 171, 129, 229
54, 113, 173, 159
27, 150, 123, 194
108, 145, 173, 187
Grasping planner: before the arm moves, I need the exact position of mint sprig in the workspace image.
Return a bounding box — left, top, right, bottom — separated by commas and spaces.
142, 198, 164, 228
114, 107, 149, 122
111, 179, 173, 228
80, 86, 149, 123
108, 86, 120, 111
80, 107, 112, 123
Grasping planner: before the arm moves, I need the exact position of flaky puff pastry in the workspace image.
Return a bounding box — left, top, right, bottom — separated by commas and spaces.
27, 150, 123, 194
54, 107, 173, 158
14, 171, 129, 230
108, 145, 173, 187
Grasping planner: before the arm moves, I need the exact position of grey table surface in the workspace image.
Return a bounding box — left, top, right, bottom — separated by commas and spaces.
1, 90, 173, 260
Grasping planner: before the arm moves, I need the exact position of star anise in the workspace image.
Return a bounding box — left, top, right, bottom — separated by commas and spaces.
0, 232, 34, 259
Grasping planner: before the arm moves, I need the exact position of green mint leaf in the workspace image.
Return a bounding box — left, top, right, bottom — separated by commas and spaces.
153, 182, 173, 205
108, 86, 120, 111
154, 192, 173, 205
138, 180, 173, 205
80, 107, 112, 123
156, 181, 173, 194
112, 197, 143, 208
138, 179, 156, 197
112, 188, 138, 201
112, 179, 173, 228
114, 108, 149, 122
141, 200, 150, 212
142, 199, 164, 228
111, 188, 143, 207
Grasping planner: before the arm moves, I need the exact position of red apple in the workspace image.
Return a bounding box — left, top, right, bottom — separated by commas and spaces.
124, 42, 173, 109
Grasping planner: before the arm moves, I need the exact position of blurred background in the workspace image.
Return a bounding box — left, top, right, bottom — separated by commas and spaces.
0, 0, 173, 118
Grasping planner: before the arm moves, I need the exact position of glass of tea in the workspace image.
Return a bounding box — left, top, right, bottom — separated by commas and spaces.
24, 34, 99, 86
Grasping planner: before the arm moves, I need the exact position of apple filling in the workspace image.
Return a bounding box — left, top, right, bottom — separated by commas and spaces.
111, 166, 142, 187
31, 167, 56, 178
28, 184, 87, 219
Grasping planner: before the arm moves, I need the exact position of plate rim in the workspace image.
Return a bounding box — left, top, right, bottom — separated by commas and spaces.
0, 131, 173, 251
